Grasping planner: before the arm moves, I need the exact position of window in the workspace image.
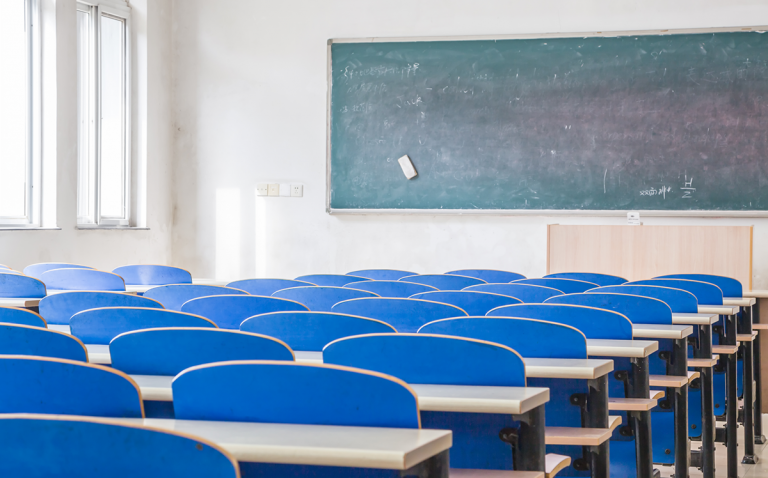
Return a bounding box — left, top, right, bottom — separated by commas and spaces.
77, 1, 131, 226
0, 0, 40, 227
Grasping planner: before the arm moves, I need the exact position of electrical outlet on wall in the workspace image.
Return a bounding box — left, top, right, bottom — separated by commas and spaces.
291, 184, 303, 197
267, 184, 280, 196
256, 184, 269, 196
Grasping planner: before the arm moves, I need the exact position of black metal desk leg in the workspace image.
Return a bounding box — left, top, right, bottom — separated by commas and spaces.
514, 405, 546, 471
631, 356, 653, 478
754, 298, 766, 444
695, 324, 715, 478
670, 338, 690, 478
403, 449, 449, 478
740, 306, 757, 464
587, 374, 609, 478
725, 314, 739, 478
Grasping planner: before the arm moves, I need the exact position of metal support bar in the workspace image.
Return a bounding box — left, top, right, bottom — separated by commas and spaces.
725, 314, 739, 478
739, 306, 758, 464
695, 323, 716, 478
670, 338, 690, 478
587, 374, 609, 478
402, 449, 449, 478
512, 404, 546, 472
753, 298, 766, 444
631, 356, 653, 478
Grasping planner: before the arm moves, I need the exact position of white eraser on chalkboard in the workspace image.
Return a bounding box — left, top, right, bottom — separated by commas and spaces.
398, 155, 418, 179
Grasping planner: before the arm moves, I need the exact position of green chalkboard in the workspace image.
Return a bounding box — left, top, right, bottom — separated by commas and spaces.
328, 30, 768, 213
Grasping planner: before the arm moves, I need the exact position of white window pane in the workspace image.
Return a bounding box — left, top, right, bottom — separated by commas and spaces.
99, 14, 125, 218
0, 0, 29, 218
77, 9, 95, 221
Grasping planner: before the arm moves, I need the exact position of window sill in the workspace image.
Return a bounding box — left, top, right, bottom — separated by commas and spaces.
0, 227, 62, 231
77, 226, 149, 230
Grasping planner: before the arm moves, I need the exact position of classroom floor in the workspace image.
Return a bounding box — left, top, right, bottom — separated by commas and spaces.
658, 415, 768, 478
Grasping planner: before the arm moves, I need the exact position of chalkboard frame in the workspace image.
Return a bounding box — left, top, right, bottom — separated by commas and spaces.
327, 26, 768, 217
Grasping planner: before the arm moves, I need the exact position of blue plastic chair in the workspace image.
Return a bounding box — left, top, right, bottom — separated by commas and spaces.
23, 262, 94, 280
655, 274, 742, 298
111, 328, 294, 375
588, 285, 700, 313
487, 303, 633, 340
446, 269, 526, 283
544, 272, 628, 286
545, 293, 673, 324
295, 274, 370, 287
143, 284, 248, 311
0, 356, 143, 417
0, 306, 47, 327
173, 361, 420, 428
0, 269, 21, 274
418, 317, 594, 474
226, 278, 315, 296
41, 269, 126, 291
410, 290, 523, 316
0, 415, 239, 478
181, 295, 308, 329
625, 279, 724, 305
112, 265, 192, 285
400, 274, 485, 290
332, 297, 467, 333
463, 283, 562, 303
347, 269, 416, 281
419, 316, 587, 359
39, 291, 164, 325
512, 278, 598, 294
324, 333, 526, 470
272, 286, 379, 312
0, 264, 9, 270
344, 280, 437, 298
0, 324, 88, 361
241, 311, 396, 351
70, 307, 217, 345
0, 273, 46, 298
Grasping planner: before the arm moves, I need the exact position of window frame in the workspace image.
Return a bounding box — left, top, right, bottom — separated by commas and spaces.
0, 0, 41, 228
76, 0, 131, 227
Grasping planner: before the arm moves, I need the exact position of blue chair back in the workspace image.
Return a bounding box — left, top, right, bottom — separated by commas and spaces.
344, 280, 437, 298
295, 274, 370, 287
655, 274, 743, 298
347, 269, 416, 280
0, 324, 87, 361
0, 356, 143, 417
0, 306, 47, 327
0, 270, 21, 274
0, 264, 9, 270
111, 328, 294, 375
487, 303, 633, 340
181, 295, 308, 329
272, 286, 379, 312
39, 292, 164, 325
0, 415, 239, 478
23, 263, 93, 280
418, 317, 587, 359
400, 274, 486, 290
410, 290, 523, 316
70, 307, 217, 345
173, 361, 420, 428
463, 283, 562, 303
446, 269, 526, 283
324, 333, 526, 386
544, 272, 627, 286
41, 269, 125, 291
0, 273, 46, 298
240, 311, 396, 351
545, 293, 673, 324
112, 265, 192, 285
332, 298, 467, 333
513, 278, 598, 294
226, 278, 314, 296
143, 284, 248, 311
626, 279, 723, 305
588, 285, 699, 313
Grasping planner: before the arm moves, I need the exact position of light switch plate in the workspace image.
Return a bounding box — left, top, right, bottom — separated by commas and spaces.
268, 184, 280, 196
256, 184, 269, 196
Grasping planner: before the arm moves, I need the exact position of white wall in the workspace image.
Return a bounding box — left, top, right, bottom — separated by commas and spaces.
169, 0, 768, 287
0, 0, 175, 273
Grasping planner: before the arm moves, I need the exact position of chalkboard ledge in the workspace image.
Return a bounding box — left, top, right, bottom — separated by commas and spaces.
328, 208, 768, 217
